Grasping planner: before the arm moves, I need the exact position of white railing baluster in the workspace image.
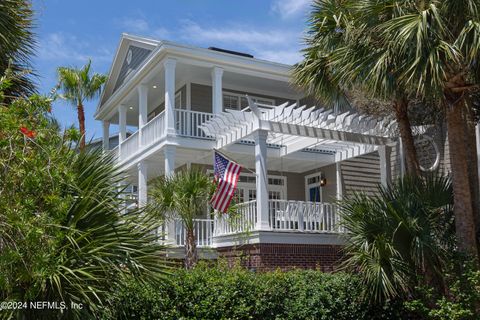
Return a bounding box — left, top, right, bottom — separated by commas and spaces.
175, 109, 215, 139
173, 218, 214, 247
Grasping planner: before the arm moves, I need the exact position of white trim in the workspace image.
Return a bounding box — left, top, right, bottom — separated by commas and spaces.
222, 91, 275, 111
206, 170, 288, 201
212, 230, 344, 248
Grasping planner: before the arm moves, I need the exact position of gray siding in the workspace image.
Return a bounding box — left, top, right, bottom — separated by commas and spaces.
191, 83, 212, 113
147, 85, 186, 121
341, 152, 381, 197
114, 45, 152, 92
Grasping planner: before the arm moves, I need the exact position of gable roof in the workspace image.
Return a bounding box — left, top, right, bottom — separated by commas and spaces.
96, 34, 294, 120
99, 34, 159, 106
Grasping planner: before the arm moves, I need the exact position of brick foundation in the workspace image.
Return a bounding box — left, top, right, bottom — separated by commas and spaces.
216, 243, 344, 272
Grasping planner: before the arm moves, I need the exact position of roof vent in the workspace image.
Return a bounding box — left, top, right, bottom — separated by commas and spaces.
208, 47, 254, 58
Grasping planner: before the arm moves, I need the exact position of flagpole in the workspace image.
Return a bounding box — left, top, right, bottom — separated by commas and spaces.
213, 148, 256, 175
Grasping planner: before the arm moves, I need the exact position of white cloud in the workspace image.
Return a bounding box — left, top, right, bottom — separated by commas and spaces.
178, 21, 302, 64
152, 27, 170, 40
271, 0, 311, 19
181, 21, 296, 47
256, 49, 302, 65
121, 17, 149, 33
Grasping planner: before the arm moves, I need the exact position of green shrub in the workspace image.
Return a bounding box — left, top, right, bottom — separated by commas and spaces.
100, 261, 406, 320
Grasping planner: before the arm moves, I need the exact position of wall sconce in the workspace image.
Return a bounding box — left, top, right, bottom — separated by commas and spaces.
320, 175, 327, 187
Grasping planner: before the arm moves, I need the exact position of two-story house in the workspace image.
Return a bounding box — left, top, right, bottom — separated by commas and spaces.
95, 34, 421, 270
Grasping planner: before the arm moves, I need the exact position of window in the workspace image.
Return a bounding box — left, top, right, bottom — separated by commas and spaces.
223, 94, 239, 110
209, 171, 287, 203
222, 91, 275, 111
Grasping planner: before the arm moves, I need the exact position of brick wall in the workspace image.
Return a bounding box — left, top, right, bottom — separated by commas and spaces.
216, 243, 344, 272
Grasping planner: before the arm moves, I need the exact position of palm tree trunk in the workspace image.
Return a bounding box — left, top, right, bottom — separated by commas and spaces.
446, 98, 479, 259
77, 103, 86, 150
463, 106, 480, 253
394, 97, 420, 175
184, 227, 197, 269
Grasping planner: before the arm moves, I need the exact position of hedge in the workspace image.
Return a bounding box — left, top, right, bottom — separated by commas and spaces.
98, 262, 405, 320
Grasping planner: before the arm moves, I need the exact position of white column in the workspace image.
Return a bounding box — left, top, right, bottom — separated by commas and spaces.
164, 145, 176, 177
164, 145, 176, 244
254, 130, 270, 230
336, 162, 343, 201
379, 145, 392, 187
118, 105, 127, 143
138, 84, 148, 146
164, 58, 176, 135
102, 121, 110, 151
211, 66, 224, 114
138, 160, 148, 207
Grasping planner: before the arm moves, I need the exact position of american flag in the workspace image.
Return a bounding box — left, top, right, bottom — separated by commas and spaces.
211, 151, 242, 213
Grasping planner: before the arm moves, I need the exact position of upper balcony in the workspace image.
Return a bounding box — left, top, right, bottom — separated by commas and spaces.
96, 36, 303, 167
111, 108, 215, 163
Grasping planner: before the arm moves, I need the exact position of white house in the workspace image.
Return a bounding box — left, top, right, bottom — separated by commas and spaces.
96, 34, 410, 270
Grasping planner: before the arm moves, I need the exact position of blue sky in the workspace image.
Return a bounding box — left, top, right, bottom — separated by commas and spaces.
33, 0, 311, 140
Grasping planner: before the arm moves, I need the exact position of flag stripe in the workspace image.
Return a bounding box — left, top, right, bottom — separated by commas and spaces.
211, 152, 242, 213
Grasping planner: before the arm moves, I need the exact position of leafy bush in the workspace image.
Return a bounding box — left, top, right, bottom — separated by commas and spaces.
338, 174, 454, 302
0, 78, 170, 319
100, 261, 405, 320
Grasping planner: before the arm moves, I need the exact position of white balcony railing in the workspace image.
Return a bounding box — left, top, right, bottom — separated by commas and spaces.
115, 109, 214, 162
119, 131, 139, 160
175, 109, 215, 139
158, 201, 342, 248
142, 110, 165, 146
174, 219, 214, 247
214, 200, 257, 236
213, 200, 341, 236
269, 200, 340, 233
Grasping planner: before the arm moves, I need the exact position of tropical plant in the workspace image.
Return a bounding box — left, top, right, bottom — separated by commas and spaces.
56, 60, 107, 149
338, 174, 455, 303
371, 0, 480, 260
0, 76, 169, 319
292, 0, 421, 175
149, 170, 213, 269
295, 0, 480, 260
0, 0, 36, 98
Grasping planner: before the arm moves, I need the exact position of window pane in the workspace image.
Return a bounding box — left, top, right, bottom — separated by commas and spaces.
240, 97, 249, 109
223, 94, 239, 110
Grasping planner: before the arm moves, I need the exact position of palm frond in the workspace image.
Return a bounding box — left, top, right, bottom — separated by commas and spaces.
338, 174, 454, 303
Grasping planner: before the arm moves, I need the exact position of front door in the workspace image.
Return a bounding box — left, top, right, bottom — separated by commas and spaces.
305, 173, 323, 202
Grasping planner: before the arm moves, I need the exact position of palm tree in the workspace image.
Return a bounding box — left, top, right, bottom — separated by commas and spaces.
367, 0, 480, 259
295, 0, 480, 259
339, 174, 454, 303
57, 60, 107, 149
149, 170, 213, 269
292, 0, 421, 175
0, 0, 36, 98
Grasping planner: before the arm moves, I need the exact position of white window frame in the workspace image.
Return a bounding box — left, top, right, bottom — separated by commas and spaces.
305, 172, 324, 202
207, 170, 287, 201
222, 91, 275, 111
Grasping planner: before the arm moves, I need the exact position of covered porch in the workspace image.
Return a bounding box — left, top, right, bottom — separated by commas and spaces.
165, 100, 397, 249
